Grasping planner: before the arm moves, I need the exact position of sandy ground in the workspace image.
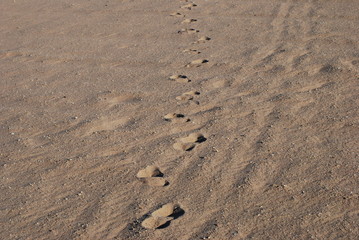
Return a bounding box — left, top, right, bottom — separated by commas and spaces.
1, 0, 359, 239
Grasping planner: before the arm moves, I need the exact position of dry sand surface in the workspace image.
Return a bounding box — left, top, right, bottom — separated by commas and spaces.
1, 0, 359, 239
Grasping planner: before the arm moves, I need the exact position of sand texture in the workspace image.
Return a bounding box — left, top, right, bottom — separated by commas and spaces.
1, 0, 359, 239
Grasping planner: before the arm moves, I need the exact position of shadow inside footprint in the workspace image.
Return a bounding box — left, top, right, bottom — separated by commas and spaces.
185, 145, 196, 151
156, 172, 164, 177
176, 75, 188, 79
196, 135, 207, 143
171, 206, 186, 219
175, 114, 185, 118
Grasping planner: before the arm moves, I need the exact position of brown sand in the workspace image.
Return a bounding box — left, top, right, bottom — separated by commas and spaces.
1, 0, 359, 239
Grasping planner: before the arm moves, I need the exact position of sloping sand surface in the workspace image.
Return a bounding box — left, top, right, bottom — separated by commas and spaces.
1, 0, 358, 239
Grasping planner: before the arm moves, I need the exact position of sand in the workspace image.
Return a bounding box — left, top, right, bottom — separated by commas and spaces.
1, 0, 359, 239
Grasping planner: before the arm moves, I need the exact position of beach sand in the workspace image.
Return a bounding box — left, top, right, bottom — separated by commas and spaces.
1, 0, 358, 239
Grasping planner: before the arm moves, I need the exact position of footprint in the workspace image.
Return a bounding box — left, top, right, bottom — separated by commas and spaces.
173, 142, 196, 151
178, 28, 199, 34
173, 133, 207, 151
85, 116, 128, 136
176, 91, 200, 101
141, 203, 183, 229
181, 3, 197, 10
164, 113, 190, 123
97, 91, 139, 108
183, 49, 201, 54
170, 12, 185, 17
181, 18, 197, 24
151, 203, 178, 217
169, 75, 191, 83
139, 177, 168, 187
137, 166, 162, 178
142, 216, 173, 230
186, 59, 208, 67
136, 166, 168, 187
180, 133, 207, 143
194, 36, 211, 44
